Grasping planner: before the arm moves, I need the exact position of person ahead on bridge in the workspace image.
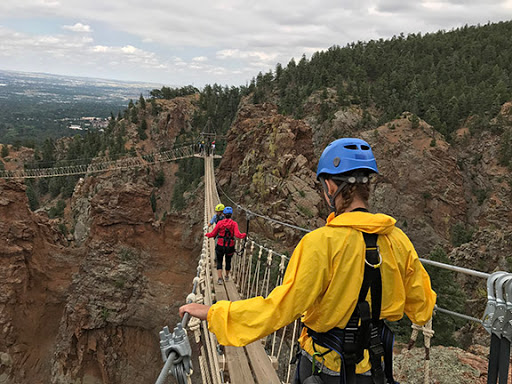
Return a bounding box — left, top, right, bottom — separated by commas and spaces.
180, 138, 436, 384
208, 203, 225, 229
205, 206, 246, 284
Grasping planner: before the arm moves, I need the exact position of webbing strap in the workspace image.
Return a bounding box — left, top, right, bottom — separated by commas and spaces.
381, 324, 395, 383
499, 338, 511, 384
488, 334, 500, 384
306, 232, 396, 384
362, 233, 385, 384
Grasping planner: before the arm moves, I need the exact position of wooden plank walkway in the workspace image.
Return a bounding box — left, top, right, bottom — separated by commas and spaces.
205, 155, 280, 384
224, 282, 281, 384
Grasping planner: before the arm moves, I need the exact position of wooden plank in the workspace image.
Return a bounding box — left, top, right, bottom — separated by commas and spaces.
224, 281, 281, 384
224, 346, 256, 384
211, 248, 256, 383
245, 342, 281, 384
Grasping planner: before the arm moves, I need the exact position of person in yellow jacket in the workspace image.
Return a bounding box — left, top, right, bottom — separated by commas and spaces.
180, 138, 436, 384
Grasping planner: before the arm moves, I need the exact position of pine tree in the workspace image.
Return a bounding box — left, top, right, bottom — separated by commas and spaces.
1, 144, 9, 158
150, 191, 157, 212
131, 107, 138, 124
26, 183, 39, 211
139, 94, 146, 110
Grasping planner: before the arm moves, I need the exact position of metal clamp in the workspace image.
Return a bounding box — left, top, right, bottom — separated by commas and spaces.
491, 274, 512, 336
482, 271, 508, 334
501, 276, 512, 342
159, 323, 193, 383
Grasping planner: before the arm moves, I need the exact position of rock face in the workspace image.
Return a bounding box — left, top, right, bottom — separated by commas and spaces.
0, 95, 205, 384
0, 180, 78, 384
363, 114, 467, 255
217, 101, 323, 246
220, 101, 511, 260
218, 105, 469, 255
0, 170, 201, 383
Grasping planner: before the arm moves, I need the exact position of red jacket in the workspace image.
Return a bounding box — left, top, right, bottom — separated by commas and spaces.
206, 218, 246, 247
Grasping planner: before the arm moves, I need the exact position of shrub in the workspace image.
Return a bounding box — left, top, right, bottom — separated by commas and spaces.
48, 200, 66, 218
154, 169, 165, 187
450, 222, 474, 247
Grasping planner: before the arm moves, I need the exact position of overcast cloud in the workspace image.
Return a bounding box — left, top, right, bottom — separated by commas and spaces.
0, 0, 511, 86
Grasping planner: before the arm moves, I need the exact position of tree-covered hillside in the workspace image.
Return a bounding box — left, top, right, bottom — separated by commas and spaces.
249, 21, 512, 139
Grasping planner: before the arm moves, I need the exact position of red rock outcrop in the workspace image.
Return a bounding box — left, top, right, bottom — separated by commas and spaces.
0, 179, 78, 383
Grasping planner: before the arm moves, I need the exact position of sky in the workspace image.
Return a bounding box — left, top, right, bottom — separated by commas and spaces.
0, 1, 511, 88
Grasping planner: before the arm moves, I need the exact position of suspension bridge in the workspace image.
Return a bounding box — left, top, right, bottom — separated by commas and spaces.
0, 144, 198, 179
1, 144, 509, 383
153, 149, 511, 384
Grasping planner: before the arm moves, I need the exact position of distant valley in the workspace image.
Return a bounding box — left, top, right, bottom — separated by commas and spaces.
0, 69, 162, 144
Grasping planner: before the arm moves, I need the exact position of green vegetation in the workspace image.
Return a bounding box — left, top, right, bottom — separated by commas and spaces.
150, 191, 157, 212
138, 94, 146, 110
498, 128, 512, 167
26, 182, 39, 211
119, 247, 136, 262
100, 307, 110, 322
149, 85, 199, 99
171, 157, 203, 211
58, 223, 68, 236
114, 277, 126, 289
473, 188, 488, 205
248, 21, 512, 139
297, 204, 314, 218
48, 200, 66, 218
1, 144, 8, 158
138, 119, 148, 140
451, 222, 474, 247
154, 169, 165, 187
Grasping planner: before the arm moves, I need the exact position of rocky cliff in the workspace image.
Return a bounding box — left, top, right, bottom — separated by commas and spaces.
1, 92, 511, 383
0, 98, 203, 383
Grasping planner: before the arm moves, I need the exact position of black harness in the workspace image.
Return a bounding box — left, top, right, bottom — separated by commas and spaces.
487, 333, 510, 384
305, 232, 397, 384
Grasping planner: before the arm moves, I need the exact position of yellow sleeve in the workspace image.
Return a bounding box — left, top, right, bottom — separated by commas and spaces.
402, 236, 437, 325
207, 232, 330, 346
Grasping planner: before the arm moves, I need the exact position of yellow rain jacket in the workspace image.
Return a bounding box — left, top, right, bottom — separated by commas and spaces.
207, 211, 436, 373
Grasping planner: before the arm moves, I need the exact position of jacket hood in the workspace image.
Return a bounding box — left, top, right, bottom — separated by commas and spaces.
326, 211, 396, 235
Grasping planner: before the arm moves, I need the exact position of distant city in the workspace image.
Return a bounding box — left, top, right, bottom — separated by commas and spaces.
0, 69, 165, 144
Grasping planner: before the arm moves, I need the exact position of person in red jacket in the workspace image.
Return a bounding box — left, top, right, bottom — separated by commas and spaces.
205, 206, 246, 284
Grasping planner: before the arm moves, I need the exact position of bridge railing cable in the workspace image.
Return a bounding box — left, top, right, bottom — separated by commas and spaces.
0, 144, 196, 179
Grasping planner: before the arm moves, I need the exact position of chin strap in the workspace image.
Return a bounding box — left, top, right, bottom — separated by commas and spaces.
320, 173, 370, 214
319, 176, 348, 214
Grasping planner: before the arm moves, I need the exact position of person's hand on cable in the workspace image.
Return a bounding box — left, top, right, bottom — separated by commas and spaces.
179, 303, 210, 320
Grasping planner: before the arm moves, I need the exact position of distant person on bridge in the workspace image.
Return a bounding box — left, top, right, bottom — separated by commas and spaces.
180, 138, 436, 384
208, 203, 225, 229
205, 206, 246, 284
211, 141, 216, 156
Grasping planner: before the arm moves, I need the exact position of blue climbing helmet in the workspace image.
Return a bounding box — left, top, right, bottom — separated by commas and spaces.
316, 138, 378, 180
223, 206, 233, 215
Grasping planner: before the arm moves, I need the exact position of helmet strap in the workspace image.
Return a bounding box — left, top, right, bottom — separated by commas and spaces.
320, 177, 347, 214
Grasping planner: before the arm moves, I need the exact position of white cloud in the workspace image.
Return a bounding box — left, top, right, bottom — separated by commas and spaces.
216, 49, 278, 63
121, 45, 138, 54
62, 22, 92, 32
421, 1, 445, 10
1, 0, 511, 84
93, 45, 110, 52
